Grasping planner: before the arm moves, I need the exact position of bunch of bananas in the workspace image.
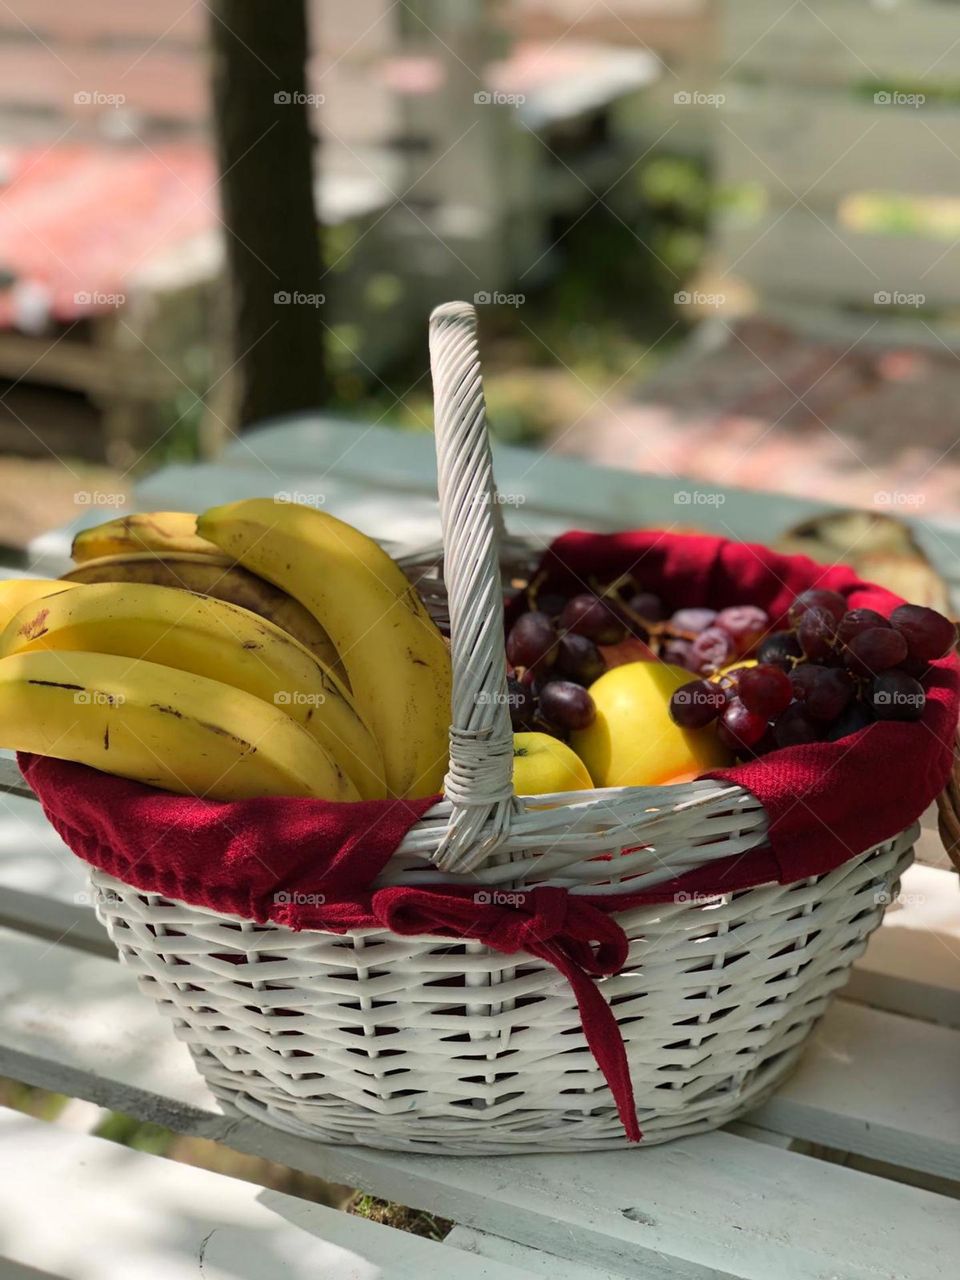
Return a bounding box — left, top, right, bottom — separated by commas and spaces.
0, 502, 452, 803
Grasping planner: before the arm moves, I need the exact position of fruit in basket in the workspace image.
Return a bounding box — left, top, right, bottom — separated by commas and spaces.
0, 578, 78, 630
198, 498, 452, 799
71, 512, 218, 563
0, 650, 358, 801
571, 662, 732, 788
0, 582, 386, 800
512, 731, 593, 796
668, 588, 957, 758
61, 552, 344, 680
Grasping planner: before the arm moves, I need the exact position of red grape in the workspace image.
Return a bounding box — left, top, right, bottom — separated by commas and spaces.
737, 663, 792, 717
506, 611, 557, 670
716, 605, 769, 655
844, 626, 908, 676
797, 606, 836, 660
718, 698, 768, 750
889, 604, 956, 663
538, 680, 596, 730
671, 607, 717, 635
756, 630, 802, 670
689, 626, 735, 673
555, 633, 605, 686
773, 704, 822, 747
869, 670, 926, 721
789, 663, 854, 722
560, 594, 624, 645
788, 588, 847, 627
669, 679, 726, 728
627, 591, 665, 622
836, 608, 889, 645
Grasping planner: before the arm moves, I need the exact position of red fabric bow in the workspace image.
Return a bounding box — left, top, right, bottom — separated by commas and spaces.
19, 529, 960, 1145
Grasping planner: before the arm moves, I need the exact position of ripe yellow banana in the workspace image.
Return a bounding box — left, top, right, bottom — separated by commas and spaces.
0, 578, 78, 630
61, 552, 347, 683
198, 499, 451, 798
0, 581, 385, 800
71, 512, 218, 562
0, 649, 358, 801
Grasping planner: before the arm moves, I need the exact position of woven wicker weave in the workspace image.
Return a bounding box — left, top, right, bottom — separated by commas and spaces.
87, 302, 917, 1154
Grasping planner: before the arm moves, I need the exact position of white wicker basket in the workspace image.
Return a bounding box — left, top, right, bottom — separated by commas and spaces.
88, 302, 915, 1155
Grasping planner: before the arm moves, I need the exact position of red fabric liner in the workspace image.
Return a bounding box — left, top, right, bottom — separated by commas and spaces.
20, 530, 960, 1144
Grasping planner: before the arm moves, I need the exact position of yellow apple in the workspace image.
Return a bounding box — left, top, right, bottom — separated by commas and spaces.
513, 731, 594, 796
570, 661, 732, 788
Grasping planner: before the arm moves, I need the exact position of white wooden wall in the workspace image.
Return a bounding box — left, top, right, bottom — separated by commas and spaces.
716, 0, 960, 342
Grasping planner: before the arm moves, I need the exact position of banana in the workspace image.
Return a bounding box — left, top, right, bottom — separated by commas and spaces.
0, 649, 358, 801
0, 581, 385, 800
198, 499, 451, 798
72, 512, 218, 562
61, 552, 347, 684
0, 578, 78, 630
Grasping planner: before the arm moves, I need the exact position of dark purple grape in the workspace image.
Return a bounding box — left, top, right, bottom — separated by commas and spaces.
559, 594, 625, 645
797, 607, 837, 660
505, 677, 535, 730
506, 611, 557, 670
669, 679, 726, 729
898, 654, 930, 679
538, 680, 596, 730
756, 629, 802, 670
788, 588, 847, 627
826, 701, 873, 741
670, 607, 717, 635
738, 663, 792, 718
718, 698, 768, 750
689, 626, 735, 674
889, 604, 956, 663
773, 703, 822, 747
627, 591, 665, 622
789, 664, 854, 722
836, 608, 889, 645
536, 592, 567, 619
555, 633, 606, 686
661, 638, 694, 669
716, 605, 769, 655
844, 626, 908, 676
869, 670, 926, 721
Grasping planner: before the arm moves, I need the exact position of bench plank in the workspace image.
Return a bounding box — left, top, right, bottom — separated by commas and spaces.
0, 1109, 535, 1280
0, 923, 955, 1280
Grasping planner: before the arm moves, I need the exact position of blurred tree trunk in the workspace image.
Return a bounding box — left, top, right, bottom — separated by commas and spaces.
210, 0, 326, 428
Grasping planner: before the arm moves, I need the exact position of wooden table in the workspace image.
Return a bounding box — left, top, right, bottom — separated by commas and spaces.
5, 417, 960, 1277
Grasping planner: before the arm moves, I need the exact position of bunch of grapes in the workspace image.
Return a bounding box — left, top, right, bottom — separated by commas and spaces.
668, 589, 957, 755
505, 577, 661, 737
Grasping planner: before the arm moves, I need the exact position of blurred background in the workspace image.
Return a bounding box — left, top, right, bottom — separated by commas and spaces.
1, 0, 959, 552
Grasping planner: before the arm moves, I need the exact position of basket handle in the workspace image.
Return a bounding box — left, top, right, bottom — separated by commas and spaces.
429, 301, 519, 873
